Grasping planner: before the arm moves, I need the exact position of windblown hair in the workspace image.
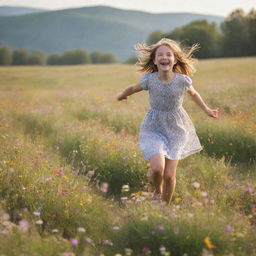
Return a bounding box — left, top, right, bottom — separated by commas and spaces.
135, 38, 199, 76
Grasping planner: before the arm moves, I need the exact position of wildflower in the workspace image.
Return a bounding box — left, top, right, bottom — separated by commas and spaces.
192, 182, 200, 189
159, 246, 170, 256
142, 247, 151, 254
53, 170, 63, 176
100, 182, 109, 193
204, 236, 216, 249
60, 252, 75, 256
247, 187, 253, 194
87, 170, 95, 177
102, 239, 113, 246
187, 213, 194, 218
33, 211, 40, 216
175, 205, 181, 210
112, 226, 120, 231
35, 220, 43, 225
135, 197, 142, 204
19, 219, 30, 232
200, 191, 208, 197
70, 239, 78, 246
63, 175, 69, 180
224, 225, 233, 232
159, 246, 166, 252
77, 227, 86, 233
124, 248, 133, 256
52, 229, 59, 233
38, 206, 44, 212
45, 177, 52, 182
156, 225, 165, 231
61, 191, 69, 196
122, 184, 130, 193
84, 237, 93, 244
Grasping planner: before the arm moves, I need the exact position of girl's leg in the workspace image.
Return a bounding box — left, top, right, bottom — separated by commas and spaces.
149, 154, 165, 196
162, 159, 179, 204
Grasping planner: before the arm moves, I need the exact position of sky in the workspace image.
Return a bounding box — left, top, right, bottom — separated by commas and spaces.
0, 0, 255, 17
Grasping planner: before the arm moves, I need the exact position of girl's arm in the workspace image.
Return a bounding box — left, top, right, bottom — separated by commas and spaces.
117, 84, 143, 101
187, 87, 219, 118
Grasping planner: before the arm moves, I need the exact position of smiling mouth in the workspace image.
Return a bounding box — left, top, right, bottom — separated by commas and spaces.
160, 62, 170, 66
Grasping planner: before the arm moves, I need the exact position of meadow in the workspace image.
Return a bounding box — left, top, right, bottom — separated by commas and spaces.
0, 57, 255, 256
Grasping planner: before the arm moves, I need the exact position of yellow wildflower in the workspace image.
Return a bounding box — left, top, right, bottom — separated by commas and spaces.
204, 236, 216, 249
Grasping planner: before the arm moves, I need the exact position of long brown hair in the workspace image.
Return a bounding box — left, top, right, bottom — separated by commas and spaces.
135, 38, 199, 76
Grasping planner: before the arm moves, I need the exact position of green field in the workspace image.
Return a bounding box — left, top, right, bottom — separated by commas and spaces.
0, 57, 256, 256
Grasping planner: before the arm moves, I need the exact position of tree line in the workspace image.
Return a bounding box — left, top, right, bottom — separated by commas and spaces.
147, 8, 256, 58
0, 8, 255, 65
0, 48, 117, 66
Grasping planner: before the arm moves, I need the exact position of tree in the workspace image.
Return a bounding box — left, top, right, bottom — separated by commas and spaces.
147, 30, 165, 45
61, 49, 90, 65
90, 51, 102, 64
0, 46, 12, 65
47, 53, 62, 65
123, 55, 137, 64
12, 48, 28, 65
27, 51, 46, 65
100, 53, 116, 64
166, 20, 221, 58
247, 8, 256, 55
220, 9, 249, 57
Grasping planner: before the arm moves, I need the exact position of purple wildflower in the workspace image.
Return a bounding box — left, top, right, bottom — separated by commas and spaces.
224, 225, 233, 232
19, 219, 30, 232
102, 239, 113, 246
84, 237, 93, 244
156, 225, 165, 231
70, 239, 78, 246
142, 247, 151, 254
247, 187, 253, 194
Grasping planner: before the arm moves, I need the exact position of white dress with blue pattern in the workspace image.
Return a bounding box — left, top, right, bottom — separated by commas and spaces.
139, 72, 203, 160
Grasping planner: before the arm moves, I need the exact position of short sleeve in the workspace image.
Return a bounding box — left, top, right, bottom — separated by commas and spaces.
140, 73, 149, 90
183, 75, 192, 91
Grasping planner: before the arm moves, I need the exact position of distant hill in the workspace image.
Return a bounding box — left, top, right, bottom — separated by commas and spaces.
0, 5, 224, 60
0, 6, 47, 16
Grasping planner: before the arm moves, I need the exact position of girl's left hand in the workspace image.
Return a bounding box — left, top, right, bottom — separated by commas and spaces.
206, 108, 219, 118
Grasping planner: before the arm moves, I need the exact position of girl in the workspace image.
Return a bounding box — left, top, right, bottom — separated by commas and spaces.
117, 38, 219, 205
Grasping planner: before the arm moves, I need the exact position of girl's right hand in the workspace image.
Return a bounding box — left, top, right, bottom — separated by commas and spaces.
117, 92, 127, 101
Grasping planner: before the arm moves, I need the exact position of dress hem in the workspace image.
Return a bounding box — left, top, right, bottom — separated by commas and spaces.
142, 147, 203, 161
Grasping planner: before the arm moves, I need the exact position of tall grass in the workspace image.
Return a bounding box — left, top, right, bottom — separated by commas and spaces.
0, 58, 256, 255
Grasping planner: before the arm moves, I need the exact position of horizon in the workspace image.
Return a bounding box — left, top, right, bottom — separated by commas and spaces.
0, 4, 227, 17
0, 0, 255, 17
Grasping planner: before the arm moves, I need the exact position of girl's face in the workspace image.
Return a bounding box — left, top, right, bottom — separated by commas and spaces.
153, 45, 177, 72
